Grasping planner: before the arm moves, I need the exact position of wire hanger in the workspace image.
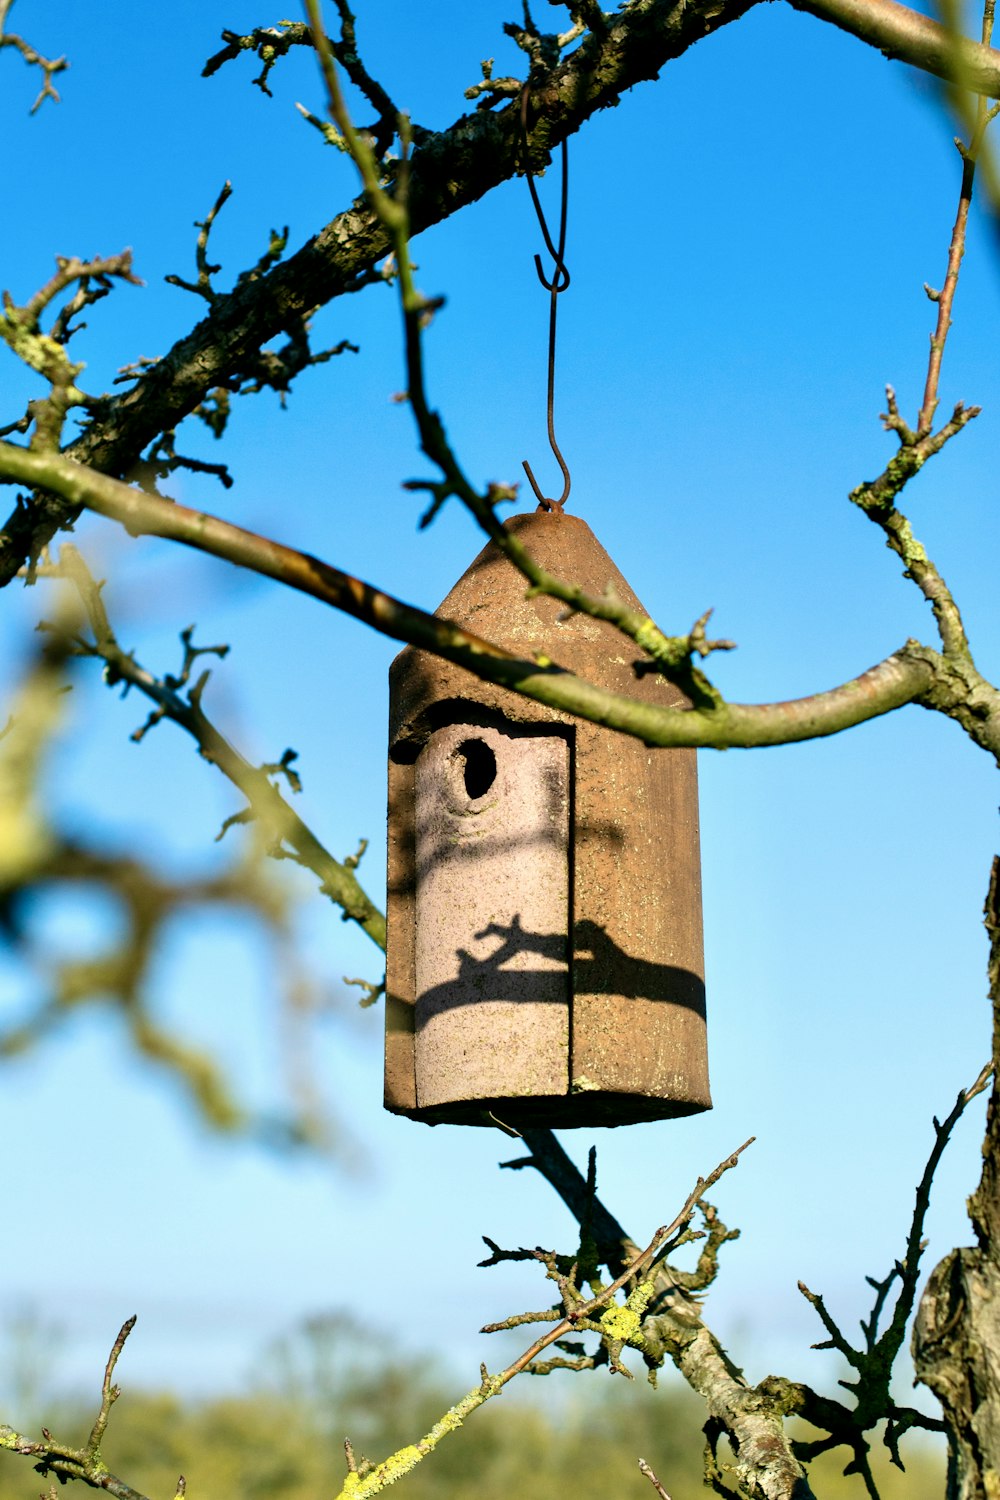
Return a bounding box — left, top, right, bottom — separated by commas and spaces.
519, 83, 572, 514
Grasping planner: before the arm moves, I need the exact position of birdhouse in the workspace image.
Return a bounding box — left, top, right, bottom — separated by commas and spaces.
385, 511, 710, 1129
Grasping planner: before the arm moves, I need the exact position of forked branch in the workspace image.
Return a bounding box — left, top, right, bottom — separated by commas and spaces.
40, 544, 386, 951
332, 1141, 752, 1500
0, 1319, 150, 1500
0, 438, 938, 751
0, 0, 67, 111
5, 0, 1000, 586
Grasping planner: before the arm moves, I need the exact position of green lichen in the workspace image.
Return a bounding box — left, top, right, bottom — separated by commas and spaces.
0, 316, 83, 389
372, 1446, 423, 1481
340, 1377, 503, 1500
634, 617, 672, 661
570, 1074, 599, 1092
342, 1445, 423, 1500
600, 1279, 656, 1347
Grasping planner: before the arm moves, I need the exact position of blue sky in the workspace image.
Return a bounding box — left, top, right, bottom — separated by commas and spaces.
1, 0, 998, 1436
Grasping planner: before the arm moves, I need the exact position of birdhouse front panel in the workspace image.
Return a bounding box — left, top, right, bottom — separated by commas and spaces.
413, 721, 570, 1110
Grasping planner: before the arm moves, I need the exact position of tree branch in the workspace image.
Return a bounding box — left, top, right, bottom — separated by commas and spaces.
45, 544, 386, 952
203, 12, 400, 153
3, 0, 997, 578
0, 0, 68, 112
846, 85, 1000, 764
332, 1141, 752, 1500
510, 1131, 815, 1500
0, 1320, 149, 1500
785, 0, 1000, 92
0, 0, 763, 582
0, 440, 937, 751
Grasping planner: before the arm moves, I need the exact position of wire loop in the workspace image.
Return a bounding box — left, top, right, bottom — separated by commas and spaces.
519, 83, 572, 514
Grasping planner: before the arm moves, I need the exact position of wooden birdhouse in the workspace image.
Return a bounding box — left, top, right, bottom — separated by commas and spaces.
385, 511, 710, 1129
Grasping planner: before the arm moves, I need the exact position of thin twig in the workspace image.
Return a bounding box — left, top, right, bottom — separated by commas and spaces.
918, 0, 997, 436
848, 75, 1000, 666
0, 1320, 149, 1500
86, 1317, 136, 1454
165, 183, 233, 302
877, 1060, 993, 1370
0, 0, 68, 111
638, 1457, 672, 1499
46, 545, 387, 952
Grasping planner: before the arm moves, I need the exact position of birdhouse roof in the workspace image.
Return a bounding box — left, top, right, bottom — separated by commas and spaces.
389, 511, 686, 753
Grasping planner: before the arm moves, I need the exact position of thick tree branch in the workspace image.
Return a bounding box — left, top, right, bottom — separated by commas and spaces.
786, 0, 1000, 92
0, 0, 756, 581
970, 858, 1000, 1253
522, 1077, 984, 1499
5, 0, 998, 582
0, 441, 937, 751
913, 862, 1000, 1500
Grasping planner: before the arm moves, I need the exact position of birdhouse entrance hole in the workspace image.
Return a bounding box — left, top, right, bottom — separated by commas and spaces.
455, 738, 497, 800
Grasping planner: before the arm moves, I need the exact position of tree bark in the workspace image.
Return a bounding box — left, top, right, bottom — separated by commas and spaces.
913, 859, 1000, 1500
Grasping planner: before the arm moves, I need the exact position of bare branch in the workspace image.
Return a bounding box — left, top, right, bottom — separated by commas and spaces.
0, 0, 759, 582
203, 14, 400, 153
5, 0, 999, 580
765, 1064, 990, 1477
638, 1457, 673, 1500
164, 182, 234, 304
43, 544, 387, 952
328, 1141, 753, 1500
914, 861, 1000, 1491
0, 0, 68, 111
0, 1320, 148, 1500
844, 95, 1000, 760
512, 1131, 814, 1500
786, 0, 1000, 93
0, 440, 940, 752
0, 253, 141, 451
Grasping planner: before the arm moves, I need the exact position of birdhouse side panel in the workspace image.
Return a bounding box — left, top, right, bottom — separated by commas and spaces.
570, 726, 710, 1108
384, 759, 418, 1113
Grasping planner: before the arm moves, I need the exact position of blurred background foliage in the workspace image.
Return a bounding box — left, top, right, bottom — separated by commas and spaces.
0, 1311, 945, 1500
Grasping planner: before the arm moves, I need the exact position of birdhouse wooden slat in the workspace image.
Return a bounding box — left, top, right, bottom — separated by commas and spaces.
385, 511, 711, 1129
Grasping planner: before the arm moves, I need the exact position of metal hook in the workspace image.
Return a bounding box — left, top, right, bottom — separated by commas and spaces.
519, 82, 571, 514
